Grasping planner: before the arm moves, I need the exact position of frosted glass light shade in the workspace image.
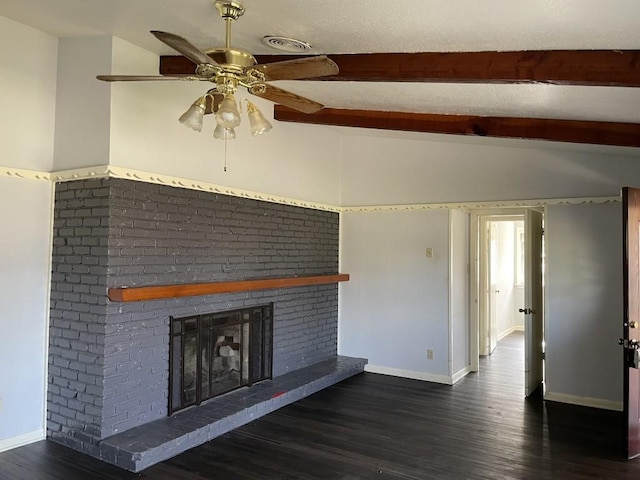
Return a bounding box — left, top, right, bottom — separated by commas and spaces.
246, 101, 273, 136
178, 96, 207, 132
215, 94, 241, 128
213, 124, 236, 140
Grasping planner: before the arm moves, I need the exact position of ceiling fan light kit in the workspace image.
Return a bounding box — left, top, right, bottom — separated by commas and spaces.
213, 123, 236, 140
97, 0, 338, 141
215, 93, 242, 128
245, 100, 273, 136
178, 96, 207, 132
178, 90, 273, 139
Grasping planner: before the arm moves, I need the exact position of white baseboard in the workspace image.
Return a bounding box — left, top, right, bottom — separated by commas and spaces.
498, 325, 525, 341
0, 429, 45, 453
544, 391, 623, 411
365, 364, 453, 385
451, 366, 472, 384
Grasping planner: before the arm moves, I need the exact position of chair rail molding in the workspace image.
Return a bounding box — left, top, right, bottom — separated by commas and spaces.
340, 196, 621, 213
50, 165, 341, 213
0, 167, 51, 182
0, 164, 621, 212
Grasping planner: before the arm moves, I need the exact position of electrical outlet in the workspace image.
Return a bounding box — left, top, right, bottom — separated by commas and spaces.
427, 349, 434, 360
425, 247, 433, 258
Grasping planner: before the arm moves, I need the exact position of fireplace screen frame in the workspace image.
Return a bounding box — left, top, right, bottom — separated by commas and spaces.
169, 303, 273, 415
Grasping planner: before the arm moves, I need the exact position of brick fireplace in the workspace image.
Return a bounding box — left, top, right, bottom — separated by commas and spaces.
47, 178, 365, 471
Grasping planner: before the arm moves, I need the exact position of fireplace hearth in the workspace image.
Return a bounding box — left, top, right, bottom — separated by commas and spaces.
169, 304, 273, 414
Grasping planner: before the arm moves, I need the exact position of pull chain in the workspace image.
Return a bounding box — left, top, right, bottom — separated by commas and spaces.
224, 136, 228, 172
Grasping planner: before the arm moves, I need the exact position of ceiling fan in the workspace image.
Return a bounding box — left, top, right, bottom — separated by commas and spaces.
97, 0, 339, 137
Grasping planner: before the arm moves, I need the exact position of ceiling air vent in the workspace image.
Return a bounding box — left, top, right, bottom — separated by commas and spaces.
262, 36, 312, 53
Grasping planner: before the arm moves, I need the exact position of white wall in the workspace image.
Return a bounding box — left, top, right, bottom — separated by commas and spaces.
340, 130, 640, 206
50, 35, 344, 204
494, 220, 523, 337
337, 125, 635, 407
54, 36, 113, 170
106, 38, 343, 206
340, 201, 625, 405
0, 177, 53, 449
494, 221, 513, 336
339, 209, 452, 382
0, 16, 57, 171
545, 202, 623, 409
0, 15, 56, 451
450, 209, 470, 376
513, 219, 524, 329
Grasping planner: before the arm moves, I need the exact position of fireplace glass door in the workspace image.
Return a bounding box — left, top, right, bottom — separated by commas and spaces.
169, 304, 273, 415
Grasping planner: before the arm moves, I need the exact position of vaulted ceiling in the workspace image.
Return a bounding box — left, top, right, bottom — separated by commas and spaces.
2, 0, 639, 148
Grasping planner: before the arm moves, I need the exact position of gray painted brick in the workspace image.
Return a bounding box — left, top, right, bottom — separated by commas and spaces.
48, 177, 340, 467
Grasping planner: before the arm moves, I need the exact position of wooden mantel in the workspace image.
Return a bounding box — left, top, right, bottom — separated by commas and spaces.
108, 274, 350, 302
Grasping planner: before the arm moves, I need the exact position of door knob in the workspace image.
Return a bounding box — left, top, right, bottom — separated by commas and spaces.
519, 308, 536, 315
619, 338, 640, 349
631, 321, 638, 329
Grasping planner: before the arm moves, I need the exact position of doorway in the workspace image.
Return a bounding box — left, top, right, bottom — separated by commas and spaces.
470, 209, 545, 397
481, 216, 525, 356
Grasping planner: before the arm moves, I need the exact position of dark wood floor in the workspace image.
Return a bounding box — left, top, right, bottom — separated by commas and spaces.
0, 332, 636, 479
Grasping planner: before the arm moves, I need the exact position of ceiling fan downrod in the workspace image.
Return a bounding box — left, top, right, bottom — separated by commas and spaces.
214, 0, 244, 49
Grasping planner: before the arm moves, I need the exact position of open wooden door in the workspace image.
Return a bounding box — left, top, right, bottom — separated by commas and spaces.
623, 187, 640, 459
523, 209, 544, 397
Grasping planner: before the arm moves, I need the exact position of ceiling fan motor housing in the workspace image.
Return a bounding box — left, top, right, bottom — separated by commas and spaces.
204, 47, 256, 70
203, 47, 260, 94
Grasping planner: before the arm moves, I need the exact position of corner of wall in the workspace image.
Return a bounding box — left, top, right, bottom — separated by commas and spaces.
54, 36, 114, 171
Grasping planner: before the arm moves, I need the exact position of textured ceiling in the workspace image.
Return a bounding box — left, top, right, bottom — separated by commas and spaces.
2, 0, 640, 54
1, 0, 639, 147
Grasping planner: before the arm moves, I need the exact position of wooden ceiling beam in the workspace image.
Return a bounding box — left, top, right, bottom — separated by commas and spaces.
273, 106, 640, 147
160, 50, 640, 87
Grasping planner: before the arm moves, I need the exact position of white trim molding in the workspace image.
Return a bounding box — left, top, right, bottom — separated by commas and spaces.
365, 364, 455, 385
0, 164, 622, 214
497, 325, 525, 342
451, 366, 472, 384
0, 167, 50, 182
0, 429, 45, 453
50, 165, 342, 213
341, 196, 620, 213
544, 391, 623, 412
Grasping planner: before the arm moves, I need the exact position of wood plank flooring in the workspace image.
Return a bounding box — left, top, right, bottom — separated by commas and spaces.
0, 332, 637, 479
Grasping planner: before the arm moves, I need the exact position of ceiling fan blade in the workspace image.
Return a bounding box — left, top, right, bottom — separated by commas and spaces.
251, 56, 339, 81
97, 74, 195, 82
249, 84, 324, 114
151, 30, 220, 67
